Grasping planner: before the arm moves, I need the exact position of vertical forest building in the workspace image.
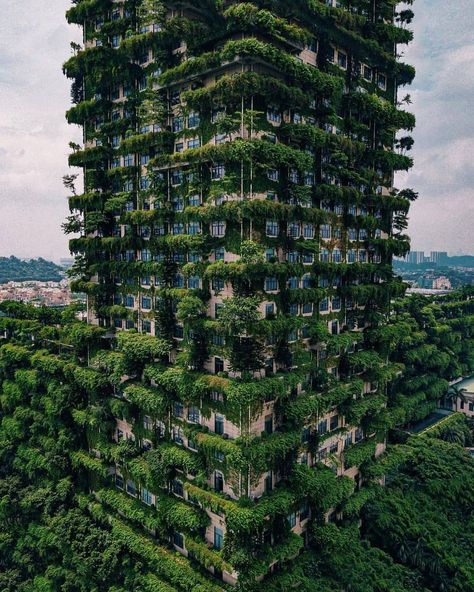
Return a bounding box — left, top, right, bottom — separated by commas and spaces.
65, 0, 415, 587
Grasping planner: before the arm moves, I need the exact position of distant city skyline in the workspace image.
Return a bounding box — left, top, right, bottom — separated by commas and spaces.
0, 0, 473, 259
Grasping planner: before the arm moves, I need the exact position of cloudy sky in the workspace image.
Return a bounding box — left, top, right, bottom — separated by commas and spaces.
0, 0, 472, 261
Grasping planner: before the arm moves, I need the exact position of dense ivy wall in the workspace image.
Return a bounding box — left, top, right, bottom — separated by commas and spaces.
1, 291, 473, 589
58, 0, 432, 586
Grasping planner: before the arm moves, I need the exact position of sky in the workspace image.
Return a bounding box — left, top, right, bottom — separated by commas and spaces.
0, 0, 472, 261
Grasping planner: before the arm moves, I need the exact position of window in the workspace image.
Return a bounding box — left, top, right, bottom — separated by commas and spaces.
173, 402, 184, 418
267, 108, 281, 123
264, 415, 274, 435
188, 276, 200, 289
266, 221, 279, 237
288, 223, 300, 238
378, 73, 387, 90
363, 65, 372, 81
188, 194, 201, 206
141, 296, 152, 310
319, 298, 329, 312
173, 116, 184, 132
140, 175, 150, 190
332, 297, 341, 310
214, 527, 224, 550
188, 112, 200, 128
211, 221, 226, 237
268, 169, 279, 181
265, 358, 274, 376
115, 473, 124, 489
265, 303, 275, 318
287, 512, 297, 528
188, 406, 200, 424
266, 248, 277, 262
321, 224, 331, 238
265, 472, 273, 494
289, 168, 299, 184
126, 480, 137, 496
214, 471, 224, 493
303, 302, 313, 314
175, 142, 184, 153
212, 278, 225, 292
215, 414, 224, 435
359, 250, 367, 263
173, 427, 184, 445
215, 357, 224, 373
212, 164, 225, 180
337, 51, 347, 69
214, 247, 225, 261
320, 248, 330, 262
188, 222, 201, 236
317, 419, 328, 435
173, 532, 184, 549
141, 488, 153, 505
171, 479, 184, 497
333, 249, 342, 263
302, 274, 312, 289
265, 277, 278, 291
345, 432, 353, 448
288, 277, 299, 289
300, 501, 310, 521
303, 224, 315, 238
287, 251, 299, 263
330, 415, 339, 431
187, 138, 200, 149
156, 421, 166, 439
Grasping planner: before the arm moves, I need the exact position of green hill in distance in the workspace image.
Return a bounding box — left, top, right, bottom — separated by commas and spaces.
0, 256, 64, 283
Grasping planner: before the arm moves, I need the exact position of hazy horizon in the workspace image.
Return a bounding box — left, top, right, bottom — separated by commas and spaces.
0, 0, 473, 261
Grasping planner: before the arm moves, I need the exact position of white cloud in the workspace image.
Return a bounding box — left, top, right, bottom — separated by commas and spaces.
0, 0, 472, 259
395, 0, 474, 254
0, 0, 81, 261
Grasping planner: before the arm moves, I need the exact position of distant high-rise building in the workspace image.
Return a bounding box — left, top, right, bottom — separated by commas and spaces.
430, 251, 448, 265
407, 251, 425, 265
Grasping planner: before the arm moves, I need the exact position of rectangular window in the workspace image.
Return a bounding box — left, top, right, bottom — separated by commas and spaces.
264, 415, 274, 434
126, 480, 137, 496
123, 154, 135, 166
187, 138, 200, 149
173, 532, 184, 549
214, 527, 224, 550
187, 406, 201, 424
173, 402, 184, 418
188, 112, 200, 128
141, 488, 153, 505
266, 221, 279, 237
265, 277, 278, 291
265, 303, 275, 318
317, 419, 328, 435
211, 221, 226, 237
214, 471, 224, 493
173, 116, 184, 132
211, 164, 225, 180
215, 414, 224, 435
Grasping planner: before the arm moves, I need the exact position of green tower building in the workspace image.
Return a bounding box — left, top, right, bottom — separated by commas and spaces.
64, 0, 415, 587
